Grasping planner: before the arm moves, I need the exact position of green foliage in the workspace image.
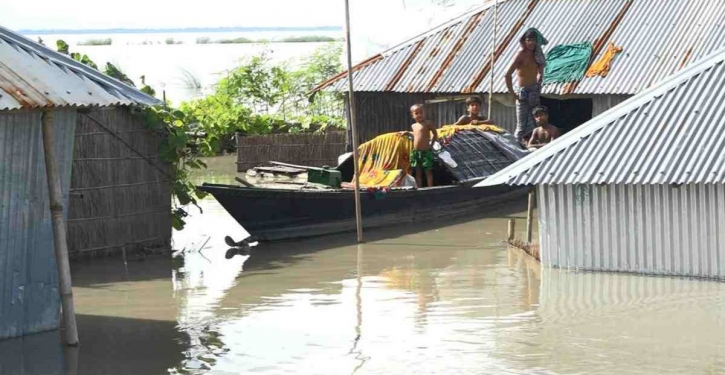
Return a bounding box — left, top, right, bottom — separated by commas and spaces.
132, 106, 208, 230
180, 44, 345, 154
196, 37, 211, 44
57, 40, 69, 54
105, 62, 136, 86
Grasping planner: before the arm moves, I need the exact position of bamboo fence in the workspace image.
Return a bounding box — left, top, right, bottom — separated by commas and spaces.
67, 107, 172, 258
236, 132, 346, 171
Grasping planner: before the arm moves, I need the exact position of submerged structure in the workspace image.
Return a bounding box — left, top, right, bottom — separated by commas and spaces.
479, 46, 725, 279
0, 26, 160, 339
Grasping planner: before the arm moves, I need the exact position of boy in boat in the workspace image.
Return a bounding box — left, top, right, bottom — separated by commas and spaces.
527, 105, 560, 150
410, 104, 438, 188
454, 96, 495, 125
506, 28, 546, 145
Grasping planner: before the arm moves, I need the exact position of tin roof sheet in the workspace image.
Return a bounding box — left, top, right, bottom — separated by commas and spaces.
315, 0, 725, 96
0, 26, 161, 110
477, 46, 725, 186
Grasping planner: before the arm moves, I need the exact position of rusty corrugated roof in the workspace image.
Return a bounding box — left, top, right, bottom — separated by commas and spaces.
314, 0, 725, 96
0, 26, 162, 110
478, 45, 725, 186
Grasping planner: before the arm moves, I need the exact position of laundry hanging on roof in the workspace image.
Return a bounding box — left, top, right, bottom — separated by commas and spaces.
543, 42, 593, 84
586, 42, 623, 78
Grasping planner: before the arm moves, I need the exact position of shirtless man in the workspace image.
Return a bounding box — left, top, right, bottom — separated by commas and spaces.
506, 28, 545, 145
455, 96, 495, 125
527, 105, 560, 150
409, 104, 438, 188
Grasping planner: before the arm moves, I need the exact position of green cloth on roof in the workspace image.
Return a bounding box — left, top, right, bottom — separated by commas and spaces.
543, 42, 593, 84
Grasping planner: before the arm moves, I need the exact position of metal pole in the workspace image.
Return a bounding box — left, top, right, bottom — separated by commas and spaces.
41, 111, 79, 346
344, 0, 364, 243
488, 0, 499, 120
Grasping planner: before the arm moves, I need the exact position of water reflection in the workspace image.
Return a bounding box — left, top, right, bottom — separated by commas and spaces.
3, 181, 725, 374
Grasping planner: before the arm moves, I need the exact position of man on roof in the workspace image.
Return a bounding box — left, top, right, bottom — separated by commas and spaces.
454, 96, 495, 125
505, 28, 547, 146
527, 105, 560, 150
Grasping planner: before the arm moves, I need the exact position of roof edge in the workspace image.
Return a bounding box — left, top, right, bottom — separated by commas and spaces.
0, 26, 162, 106
310, 0, 507, 94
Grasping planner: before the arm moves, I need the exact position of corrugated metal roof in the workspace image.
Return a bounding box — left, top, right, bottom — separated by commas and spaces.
314, 0, 725, 96
0, 26, 162, 110
477, 46, 725, 186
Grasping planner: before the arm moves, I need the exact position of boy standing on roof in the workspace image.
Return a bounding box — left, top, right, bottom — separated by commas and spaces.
506, 28, 548, 145
455, 96, 495, 125
410, 104, 438, 188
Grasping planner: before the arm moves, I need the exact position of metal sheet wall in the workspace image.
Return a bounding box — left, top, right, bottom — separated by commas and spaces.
591, 94, 631, 117
538, 183, 725, 279
0, 109, 76, 340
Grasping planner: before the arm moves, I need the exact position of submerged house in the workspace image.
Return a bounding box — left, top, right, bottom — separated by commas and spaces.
0, 27, 161, 339
479, 46, 725, 279
313, 0, 725, 146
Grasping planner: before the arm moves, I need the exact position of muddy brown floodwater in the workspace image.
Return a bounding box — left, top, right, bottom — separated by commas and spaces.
1, 156, 725, 375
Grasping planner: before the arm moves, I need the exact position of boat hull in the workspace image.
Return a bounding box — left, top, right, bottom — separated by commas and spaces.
199, 183, 530, 241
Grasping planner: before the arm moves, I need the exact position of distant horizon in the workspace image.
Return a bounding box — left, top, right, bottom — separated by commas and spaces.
20, 26, 343, 35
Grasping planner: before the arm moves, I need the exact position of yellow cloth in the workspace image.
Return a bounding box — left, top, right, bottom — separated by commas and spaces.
358, 169, 404, 188
586, 42, 623, 78
352, 124, 505, 188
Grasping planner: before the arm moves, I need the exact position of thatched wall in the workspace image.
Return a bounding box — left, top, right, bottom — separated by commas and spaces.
347, 92, 437, 148
236, 132, 346, 172
68, 107, 172, 258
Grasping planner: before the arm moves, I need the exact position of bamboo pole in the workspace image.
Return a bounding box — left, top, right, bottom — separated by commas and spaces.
508, 219, 516, 241
344, 0, 364, 243
487, 0, 499, 120
41, 111, 79, 346
526, 189, 535, 243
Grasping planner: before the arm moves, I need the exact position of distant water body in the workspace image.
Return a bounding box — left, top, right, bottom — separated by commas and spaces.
23, 30, 344, 104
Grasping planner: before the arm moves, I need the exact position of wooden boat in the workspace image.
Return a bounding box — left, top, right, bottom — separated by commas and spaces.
199, 126, 531, 241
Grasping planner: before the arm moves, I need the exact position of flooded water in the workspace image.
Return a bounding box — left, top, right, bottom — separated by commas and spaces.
3, 157, 725, 374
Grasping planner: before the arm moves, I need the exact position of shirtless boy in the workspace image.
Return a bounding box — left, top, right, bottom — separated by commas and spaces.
506, 28, 545, 145
527, 105, 560, 150
409, 104, 438, 188
455, 96, 495, 125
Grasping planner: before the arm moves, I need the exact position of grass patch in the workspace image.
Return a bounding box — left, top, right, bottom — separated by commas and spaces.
280, 36, 339, 43
195, 36, 341, 44
216, 37, 254, 44
78, 38, 112, 46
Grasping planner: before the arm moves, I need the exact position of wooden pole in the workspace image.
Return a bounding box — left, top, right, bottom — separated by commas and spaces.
508, 219, 516, 241
344, 0, 364, 243
41, 111, 79, 346
526, 189, 535, 243
487, 0, 499, 120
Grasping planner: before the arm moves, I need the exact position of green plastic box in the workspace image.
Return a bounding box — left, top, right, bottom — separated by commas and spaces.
307, 167, 342, 188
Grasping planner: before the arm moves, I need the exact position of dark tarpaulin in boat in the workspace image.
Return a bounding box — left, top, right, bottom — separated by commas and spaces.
440, 129, 528, 182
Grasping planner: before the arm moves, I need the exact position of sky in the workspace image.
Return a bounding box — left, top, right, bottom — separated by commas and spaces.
2, 0, 486, 57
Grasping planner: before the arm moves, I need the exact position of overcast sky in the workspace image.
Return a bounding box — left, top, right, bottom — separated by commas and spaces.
2, 0, 344, 30
2, 0, 486, 56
